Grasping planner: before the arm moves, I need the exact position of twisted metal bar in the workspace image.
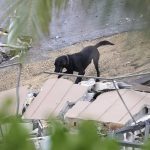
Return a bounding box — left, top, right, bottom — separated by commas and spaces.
16, 63, 22, 116
44, 71, 150, 81
0, 63, 20, 68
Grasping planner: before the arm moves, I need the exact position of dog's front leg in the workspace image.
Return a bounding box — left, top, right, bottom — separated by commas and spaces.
75, 71, 85, 84
58, 72, 66, 78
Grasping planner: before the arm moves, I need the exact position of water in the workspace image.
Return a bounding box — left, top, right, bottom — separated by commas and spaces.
40, 0, 145, 51
0, 0, 146, 62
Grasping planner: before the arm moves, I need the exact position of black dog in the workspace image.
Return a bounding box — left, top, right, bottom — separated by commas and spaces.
54, 40, 114, 83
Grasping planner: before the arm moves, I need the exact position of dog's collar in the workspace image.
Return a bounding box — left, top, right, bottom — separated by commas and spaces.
66, 55, 69, 65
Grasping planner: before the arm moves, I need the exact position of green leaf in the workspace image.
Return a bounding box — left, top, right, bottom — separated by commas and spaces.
3, 0, 68, 44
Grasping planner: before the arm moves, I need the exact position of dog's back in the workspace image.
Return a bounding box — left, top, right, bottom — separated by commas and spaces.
78, 40, 114, 62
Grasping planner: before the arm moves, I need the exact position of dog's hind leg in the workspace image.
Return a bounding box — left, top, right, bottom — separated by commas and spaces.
93, 55, 100, 82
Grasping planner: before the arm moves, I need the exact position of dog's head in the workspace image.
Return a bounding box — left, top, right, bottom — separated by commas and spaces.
54, 55, 69, 73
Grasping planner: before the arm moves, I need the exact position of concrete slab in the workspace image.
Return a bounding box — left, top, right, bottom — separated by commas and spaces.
65, 89, 150, 125
24, 78, 73, 119
0, 86, 28, 115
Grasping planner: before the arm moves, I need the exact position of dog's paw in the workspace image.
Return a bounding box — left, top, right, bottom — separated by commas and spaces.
96, 79, 100, 82
58, 75, 62, 78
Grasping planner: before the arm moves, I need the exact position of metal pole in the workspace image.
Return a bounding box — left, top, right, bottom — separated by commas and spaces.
16, 63, 22, 116
118, 140, 143, 148
0, 43, 28, 50
44, 71, 110, 80
111, 80, 137, 124
0, 63, 20, 69
144, 121, 150, 141
44, 71, 150, 81
0, 125, 3, 137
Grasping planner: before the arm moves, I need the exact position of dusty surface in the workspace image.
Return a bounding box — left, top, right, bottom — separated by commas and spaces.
0, 31, 150, 92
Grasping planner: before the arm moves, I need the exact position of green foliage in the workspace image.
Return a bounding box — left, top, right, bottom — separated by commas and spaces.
0, 0, 68, 44
49, 120, 120, 150
1, 103, 150, 150
124, 0, 150, 17
6, 0, 53, 44
124, 0, 150, 30
0, 100, 35, 150
0, 118, 35, 150
0, 0, 68, 62
143, 140, 150, 150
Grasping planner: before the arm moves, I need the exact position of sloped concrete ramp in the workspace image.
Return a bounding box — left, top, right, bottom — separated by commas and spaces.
0, 86, 28, 115
65, 89, 150, 125
24, 78, 89, 119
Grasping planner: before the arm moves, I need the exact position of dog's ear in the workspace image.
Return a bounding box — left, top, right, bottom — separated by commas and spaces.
54, 56, 67, 72
54, 57, 62, 72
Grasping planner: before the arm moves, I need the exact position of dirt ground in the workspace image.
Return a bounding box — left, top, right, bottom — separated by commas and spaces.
0, 31, 150, 92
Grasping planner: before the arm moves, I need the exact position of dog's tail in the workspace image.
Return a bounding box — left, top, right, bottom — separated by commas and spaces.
94, 40, 114, 48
